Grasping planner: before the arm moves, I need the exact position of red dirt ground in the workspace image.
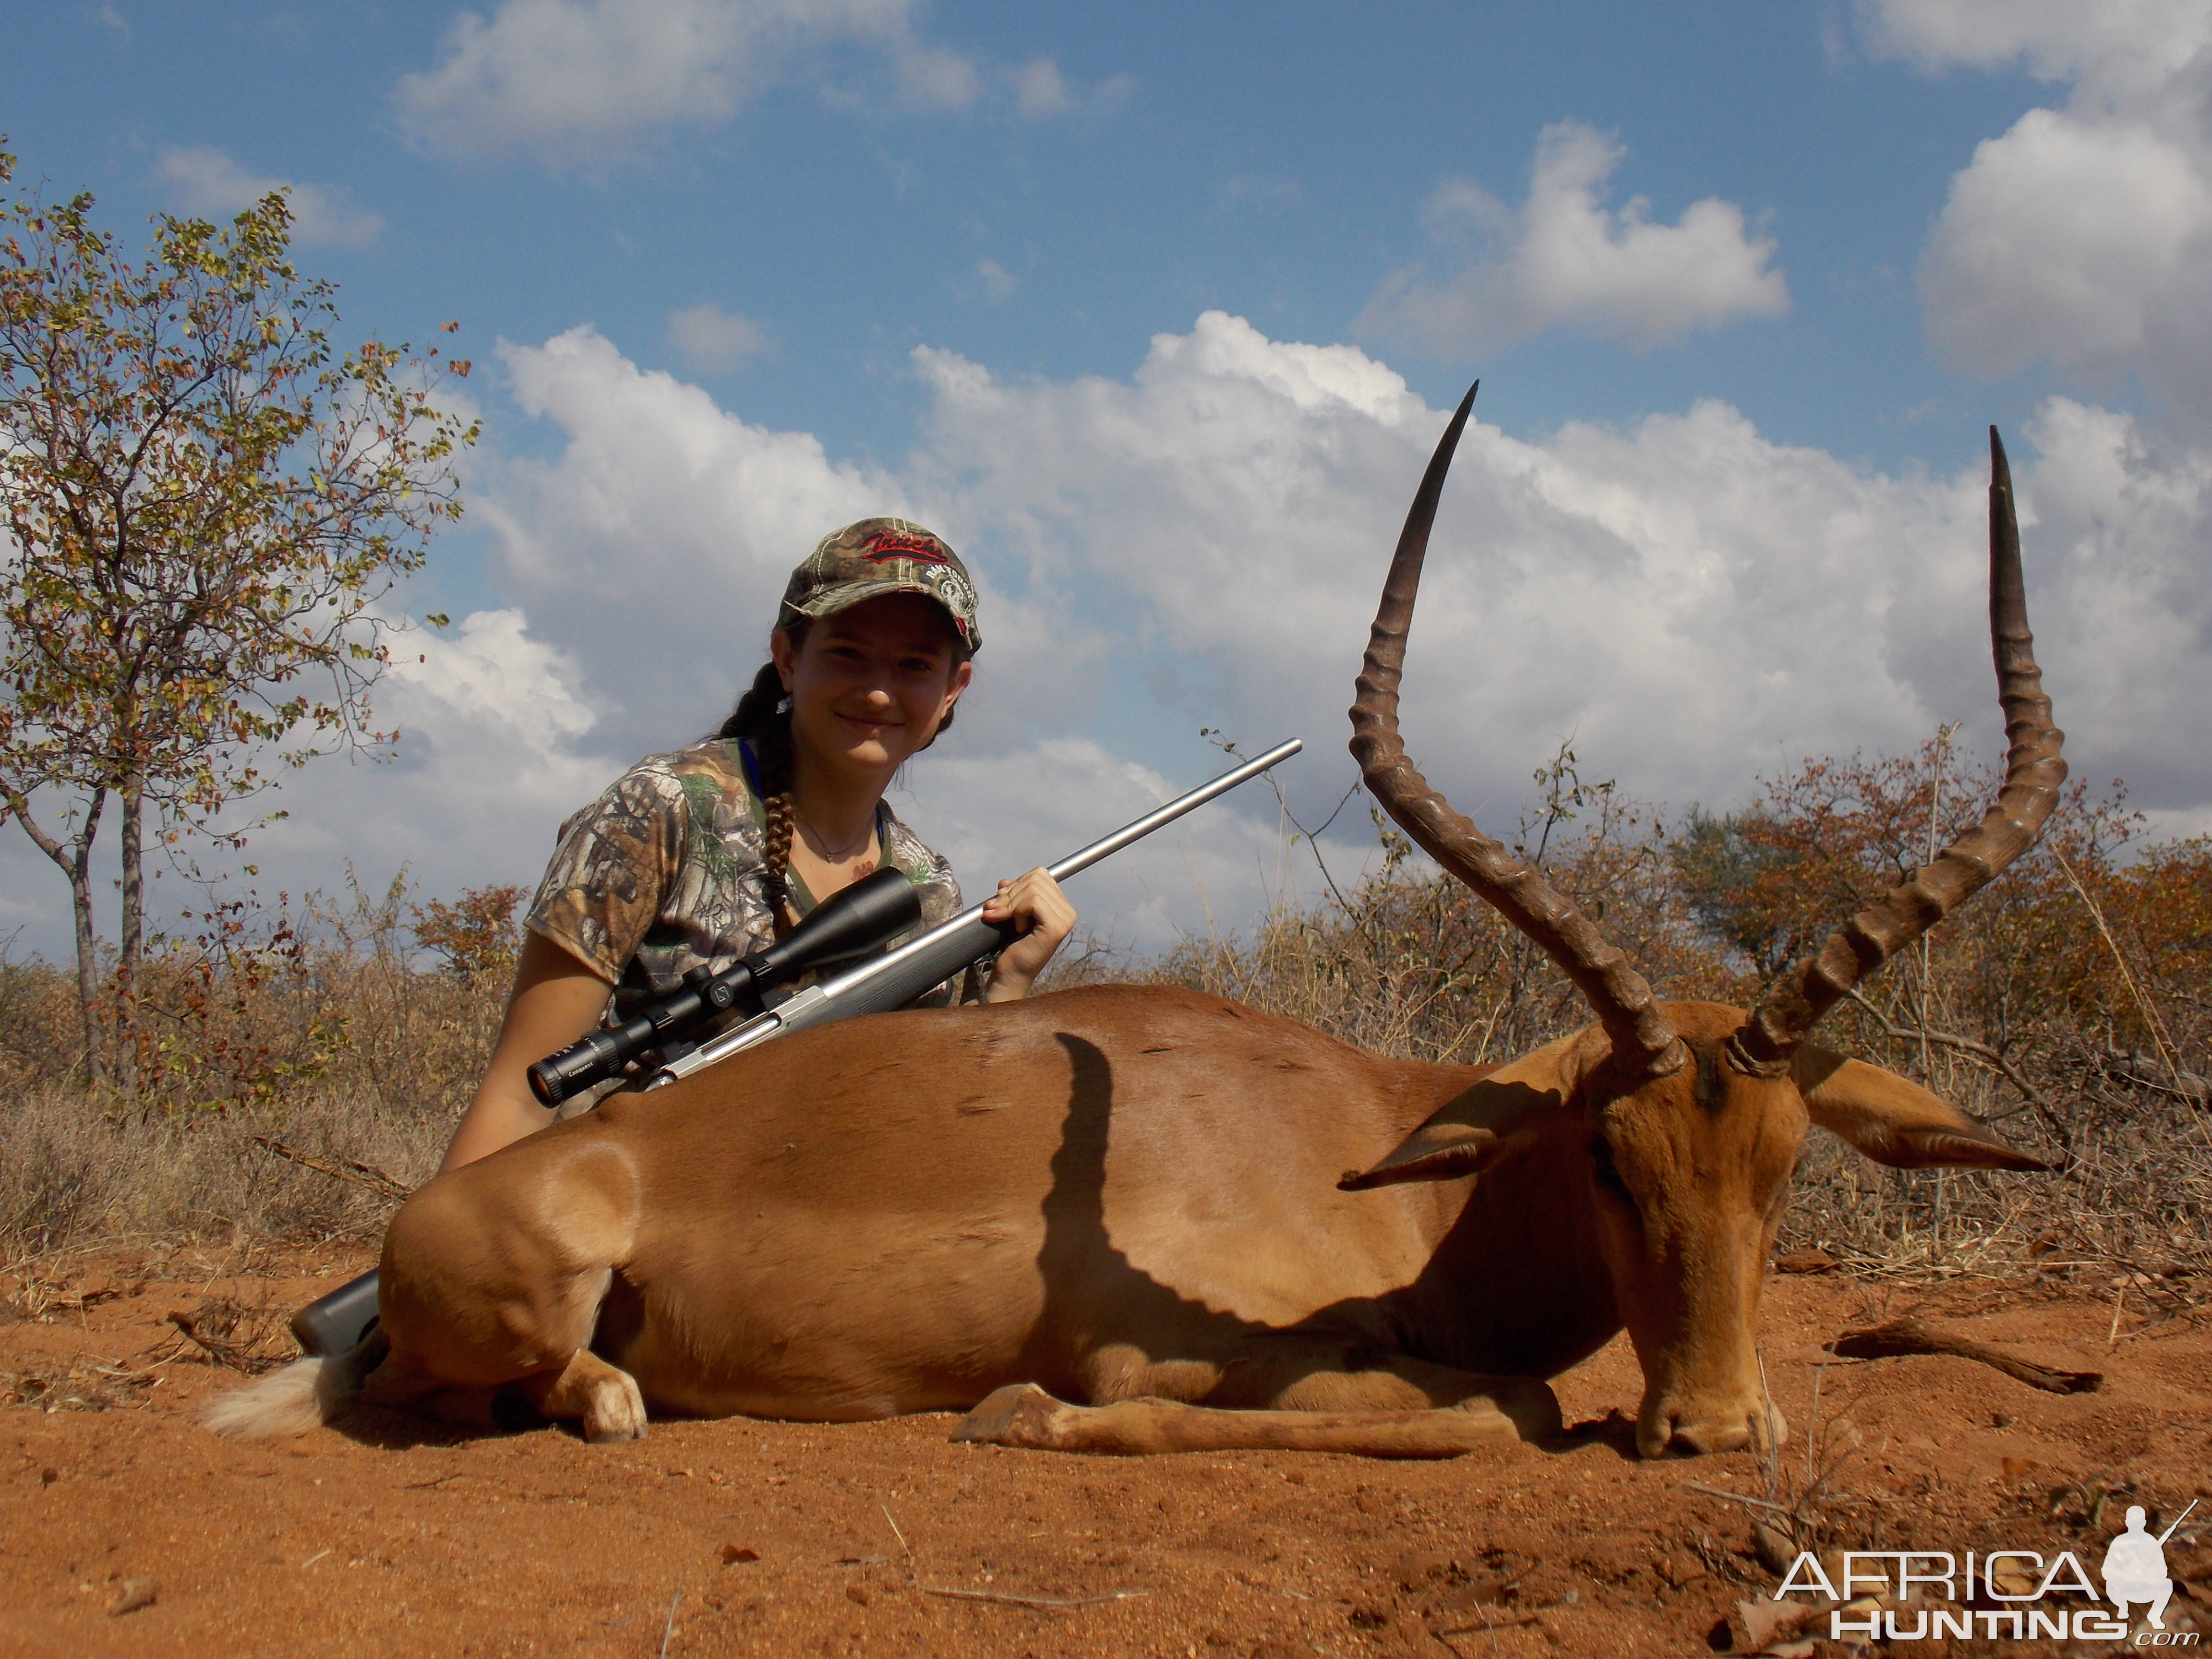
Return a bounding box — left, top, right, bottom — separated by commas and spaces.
1, 1245, 2206, 1659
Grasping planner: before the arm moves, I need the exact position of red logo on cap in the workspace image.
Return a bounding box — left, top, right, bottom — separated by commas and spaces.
862, 530, 949, 566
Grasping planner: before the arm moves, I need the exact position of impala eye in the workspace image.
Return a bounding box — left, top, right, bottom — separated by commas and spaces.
1589, 1136, 1631, 1199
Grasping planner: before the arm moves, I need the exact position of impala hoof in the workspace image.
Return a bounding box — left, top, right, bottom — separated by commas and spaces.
583, 1392, 648, 1444
534, 1349, 649, 1443
952, 1383, 1075, 1449
1638, 1399, 1786, 1459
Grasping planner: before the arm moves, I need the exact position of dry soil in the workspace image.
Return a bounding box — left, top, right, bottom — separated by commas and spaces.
1, 1245, 2207, 1659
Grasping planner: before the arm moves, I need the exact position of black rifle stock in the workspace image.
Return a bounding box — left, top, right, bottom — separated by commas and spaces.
289, 738, 1302, 1356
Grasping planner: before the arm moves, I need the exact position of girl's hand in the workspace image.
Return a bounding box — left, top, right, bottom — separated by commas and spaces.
980, 868, 1077, 1000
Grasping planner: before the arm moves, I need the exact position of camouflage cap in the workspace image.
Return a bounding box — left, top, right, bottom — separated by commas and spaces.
778, 518, 981, 654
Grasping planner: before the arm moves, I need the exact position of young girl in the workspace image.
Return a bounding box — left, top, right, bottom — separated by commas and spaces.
440, 518, 1075, 1171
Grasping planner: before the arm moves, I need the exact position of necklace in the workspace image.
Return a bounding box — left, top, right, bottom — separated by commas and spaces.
793, 806, 877, 864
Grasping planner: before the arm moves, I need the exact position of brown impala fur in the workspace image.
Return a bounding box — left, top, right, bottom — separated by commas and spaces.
209, 391, 2056, 1460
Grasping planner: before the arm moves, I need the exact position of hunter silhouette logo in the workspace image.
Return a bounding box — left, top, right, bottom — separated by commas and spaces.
2106, 1501, 2196, 1633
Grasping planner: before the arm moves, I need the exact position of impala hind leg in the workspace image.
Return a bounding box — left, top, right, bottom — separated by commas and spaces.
1197, 1340, 1558, 1442
955, 1383, 1551, 1457
956, 1349, 1562, 1458
372, 1145, 639, 1419
355, 1346, 643, 1439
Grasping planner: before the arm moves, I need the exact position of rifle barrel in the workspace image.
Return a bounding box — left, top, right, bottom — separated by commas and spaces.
1044, 737, 1304, 882
2157, 1498, 2199, 1545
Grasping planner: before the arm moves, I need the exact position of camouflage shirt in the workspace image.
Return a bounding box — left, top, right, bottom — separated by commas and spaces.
526, 737, 973, 1014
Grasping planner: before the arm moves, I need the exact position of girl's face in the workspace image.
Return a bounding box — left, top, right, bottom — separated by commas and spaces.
772, 594, 972, 782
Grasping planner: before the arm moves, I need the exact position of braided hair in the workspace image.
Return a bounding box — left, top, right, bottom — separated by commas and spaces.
715, 620, 966, 934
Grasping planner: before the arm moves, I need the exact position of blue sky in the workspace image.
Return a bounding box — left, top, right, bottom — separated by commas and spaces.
14, 3, 2062, 468
4, 0, 2209, 959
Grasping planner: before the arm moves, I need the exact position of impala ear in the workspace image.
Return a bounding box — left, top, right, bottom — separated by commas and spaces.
1339, 1119, 1510, 1189
1793, 1046, 2049, 1172
1341, 1030, 1587, 1190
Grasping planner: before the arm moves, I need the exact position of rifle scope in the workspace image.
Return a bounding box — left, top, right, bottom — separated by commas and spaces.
526, 864, 921, 1106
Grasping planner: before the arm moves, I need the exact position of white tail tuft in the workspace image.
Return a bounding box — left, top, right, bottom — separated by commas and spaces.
201, 1333, 383, 1440
202, 1357, 330, 1439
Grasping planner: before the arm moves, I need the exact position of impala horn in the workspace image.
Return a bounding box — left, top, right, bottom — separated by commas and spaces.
1727, 428, 2067, 1075
1349, 383, 1687, 1080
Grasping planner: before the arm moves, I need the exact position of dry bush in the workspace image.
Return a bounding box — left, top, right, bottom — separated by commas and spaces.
113, 869, 519, 1121
1690, 746, 2211, 1278
1133, 745, 1739, 1065
0, 870, 509, 1260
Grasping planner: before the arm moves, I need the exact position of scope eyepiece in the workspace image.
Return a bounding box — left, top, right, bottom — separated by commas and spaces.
528, 1029, 629, 1106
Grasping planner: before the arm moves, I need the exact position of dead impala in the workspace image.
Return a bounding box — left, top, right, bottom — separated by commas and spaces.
212, 388, 2058, 1459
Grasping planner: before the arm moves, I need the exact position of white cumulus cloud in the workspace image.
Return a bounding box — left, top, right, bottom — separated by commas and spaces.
38, 311, 2193, 969
1012, 56, 1072, 118
1861, 0, 2212, 416
1360, 121, 1790, 355
905, 312, 2211, 835
155, 146, 385, 247
391, 0, 1124, 160
172, 610, 619, 926
1007, 55, 1132, 119
967, 260, 1017, 304
1856, 0, 2211, 92
667, 301, 769, 368
394, 0, 977, 161
388, 608, 600, 758
469, 314, 2211, 921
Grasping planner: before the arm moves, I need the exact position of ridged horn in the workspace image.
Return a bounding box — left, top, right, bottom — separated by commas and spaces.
1349, 384, 1687, 1080
1728, 428, 2067, 1074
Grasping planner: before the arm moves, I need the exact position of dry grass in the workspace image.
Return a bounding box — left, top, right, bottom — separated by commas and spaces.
0, 871, 486, 1261
0, 1081, 445, 1259
0, 1352, 167, 1414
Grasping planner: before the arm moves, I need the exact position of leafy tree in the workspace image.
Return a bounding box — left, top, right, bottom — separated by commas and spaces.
0, 145, 477, 1088
411, 882, 530, 981
1670, 805, 1800, 976
1669, 743, 1988, 980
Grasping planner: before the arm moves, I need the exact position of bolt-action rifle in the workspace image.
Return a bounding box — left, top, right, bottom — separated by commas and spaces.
289, 738, 1302, 1356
